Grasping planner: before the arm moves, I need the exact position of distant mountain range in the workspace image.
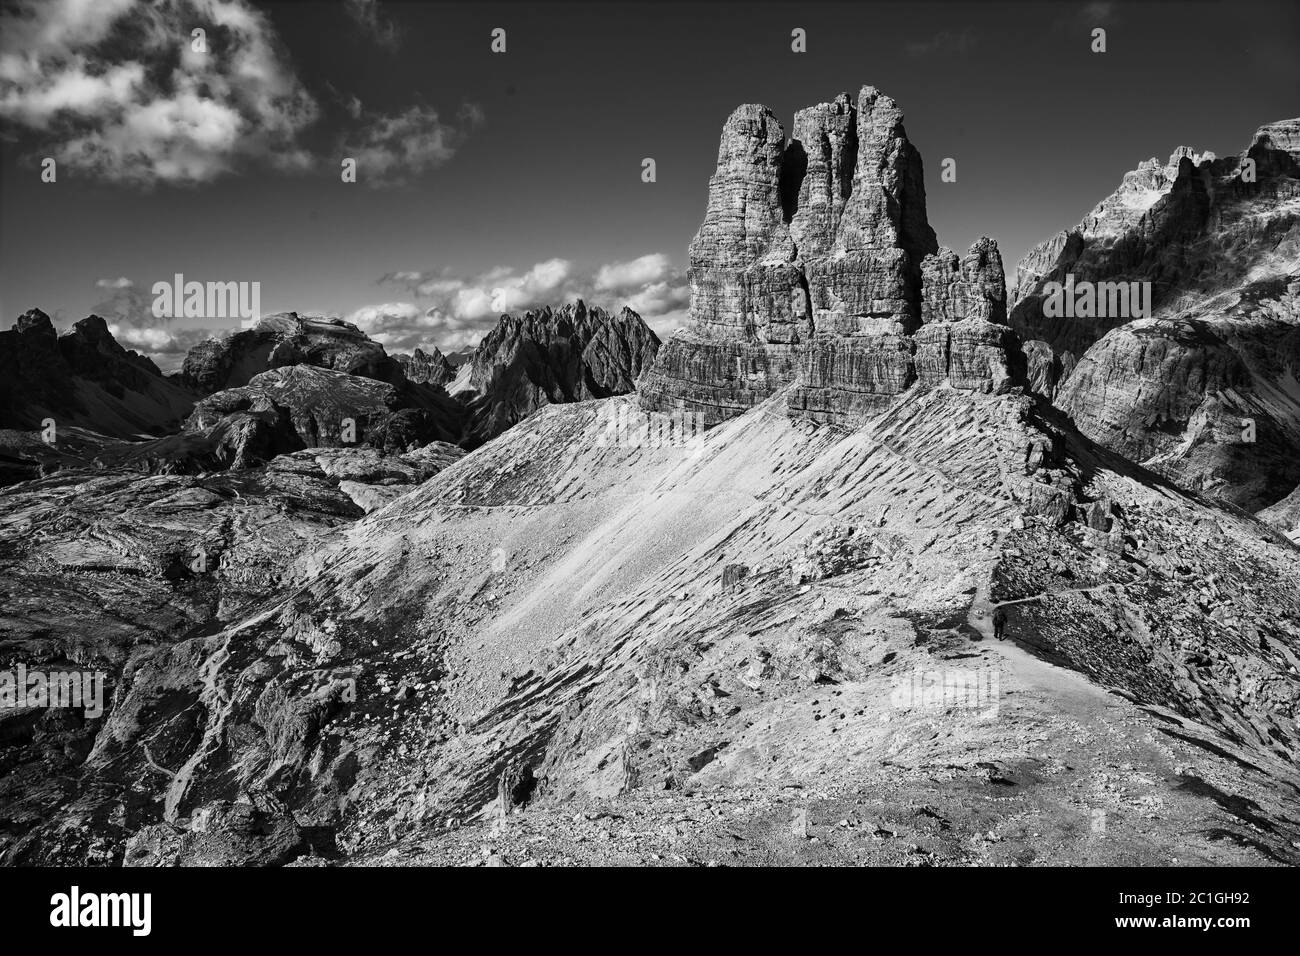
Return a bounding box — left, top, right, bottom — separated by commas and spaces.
0, 302, 660, 483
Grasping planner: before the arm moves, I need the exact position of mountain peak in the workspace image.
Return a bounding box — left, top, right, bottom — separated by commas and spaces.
642, 85, 1007, 427
15, 307, 54, 337
461, 299, 659, 446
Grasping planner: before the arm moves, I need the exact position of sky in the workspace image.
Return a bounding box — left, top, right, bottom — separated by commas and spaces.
1, 0, 1297, 369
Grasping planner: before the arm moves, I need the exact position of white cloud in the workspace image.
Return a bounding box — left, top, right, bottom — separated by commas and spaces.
342, 102, 484, 187
0, 61, 145, 126
594, 253, 674, 292
347, 301, 479, 353
621, 280, 689, 318
109, 323, 181, 353
643, 309, 687, 339
0, 0, 319, 185
91, 282, 219, 369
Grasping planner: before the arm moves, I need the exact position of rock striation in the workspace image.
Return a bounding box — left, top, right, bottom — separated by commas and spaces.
14, 383, 1300, 866
639, 86, 1017, 426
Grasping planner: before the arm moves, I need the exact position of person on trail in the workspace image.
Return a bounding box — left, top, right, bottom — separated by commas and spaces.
992, 608, 1007, 641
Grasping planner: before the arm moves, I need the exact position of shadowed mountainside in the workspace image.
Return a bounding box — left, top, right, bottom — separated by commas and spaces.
1009, 121, 1300, 519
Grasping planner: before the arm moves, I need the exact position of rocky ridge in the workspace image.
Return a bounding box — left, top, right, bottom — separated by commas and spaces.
179, 313, 407, 393
1009, 119, 1300, 514
460, 301, 660, 446
3, 304, 661, 484
1012, 122, 1300, 362
395, 347, 457, 386
8, 381, 1299, 867
0, 310, 197, 439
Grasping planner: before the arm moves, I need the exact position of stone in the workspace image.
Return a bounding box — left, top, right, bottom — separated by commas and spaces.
641, 86, 1020, 428
395, 346, 456, 386
1010, 118, 1300, 513
0, 310, 197, 444
1010, 120, 1300, 359
180, 312, 407, 393
459, 300, 659, 446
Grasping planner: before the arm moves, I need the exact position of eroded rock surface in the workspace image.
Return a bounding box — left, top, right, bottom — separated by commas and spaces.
0, 439, 465, 865
5, 90, 1300, 873
395, 347, 456, 386
180, 313, 407, 393
640, 87, 1017, 426
10, 385, 1298, 867
459, 301, 660, 446
1009, 119, 1300, 512
1055, 281, 1300, 511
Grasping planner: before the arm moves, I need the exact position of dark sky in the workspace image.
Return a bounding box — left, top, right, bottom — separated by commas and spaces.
1, 0, 1296, 365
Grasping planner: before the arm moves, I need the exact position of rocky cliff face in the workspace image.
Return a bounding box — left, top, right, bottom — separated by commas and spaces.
180, 313, 407, 394
0, 310, 198, 438
0, 310, 200, 484
164, 365, 466, 471
459, 301, 660, 446
640, 87, 1017, 426
395, 347, 456, 386
1011, 119, 1300, 513
1056, 281, 1300, 511
1010, 123, 1300, 364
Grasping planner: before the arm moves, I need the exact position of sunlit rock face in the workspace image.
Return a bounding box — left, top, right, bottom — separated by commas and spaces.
639, 86, 1017, 427
1011, 118, 1300, 513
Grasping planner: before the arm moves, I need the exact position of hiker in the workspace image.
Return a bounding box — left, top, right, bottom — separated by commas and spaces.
993, 608, 1007, 641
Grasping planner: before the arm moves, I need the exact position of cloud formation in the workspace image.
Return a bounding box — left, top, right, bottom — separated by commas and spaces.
89, 282, 212, 367
341, 102, 484, 187
0, 0, 319, 185
74, 253, 688, 368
